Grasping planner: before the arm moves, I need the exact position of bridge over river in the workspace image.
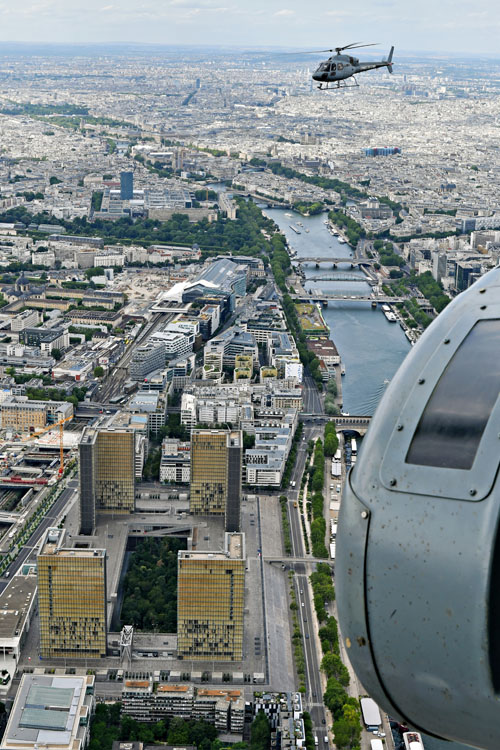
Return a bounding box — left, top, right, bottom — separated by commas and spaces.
295, 256, 376, 266
291, 293, 406, 304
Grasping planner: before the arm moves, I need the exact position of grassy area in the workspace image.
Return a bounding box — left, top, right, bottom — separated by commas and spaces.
279, 496, 292, 555
295, 303, 329, 335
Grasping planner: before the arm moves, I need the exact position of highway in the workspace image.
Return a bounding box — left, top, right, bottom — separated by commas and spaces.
0, 479, 78, 594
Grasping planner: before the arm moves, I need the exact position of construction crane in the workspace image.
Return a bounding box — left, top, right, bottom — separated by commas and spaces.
21, 415, 73, 477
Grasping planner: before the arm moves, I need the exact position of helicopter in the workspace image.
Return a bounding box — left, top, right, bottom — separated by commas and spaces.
311, 42, 394, 90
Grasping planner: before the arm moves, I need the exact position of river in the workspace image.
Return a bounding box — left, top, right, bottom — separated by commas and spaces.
263, 208, 474, 750
264, 209, 411, 416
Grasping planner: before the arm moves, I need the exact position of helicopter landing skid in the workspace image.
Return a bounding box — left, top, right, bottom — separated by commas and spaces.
318, 77, 359, 91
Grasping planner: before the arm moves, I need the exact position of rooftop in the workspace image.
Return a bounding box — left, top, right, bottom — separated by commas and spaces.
1, 674, 94, 750
0, 572, 37, 642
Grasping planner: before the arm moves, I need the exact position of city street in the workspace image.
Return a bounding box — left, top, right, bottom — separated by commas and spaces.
286, 423, 329, 750
303, 373, 324, 415
0, 478, 79, 594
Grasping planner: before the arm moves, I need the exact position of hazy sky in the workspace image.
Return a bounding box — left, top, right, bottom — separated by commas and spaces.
0, 0, 498, 55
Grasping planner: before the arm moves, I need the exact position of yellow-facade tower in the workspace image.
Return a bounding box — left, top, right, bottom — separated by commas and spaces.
38, 528, 107, 659
177, 532, 245, 661
189, 429, 241, 531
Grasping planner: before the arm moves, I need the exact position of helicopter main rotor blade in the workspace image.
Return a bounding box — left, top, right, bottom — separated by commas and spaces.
278, 42, 379, 55
334, 42, 362, 52
281, 49, 340, 54
341, 42, 379, 51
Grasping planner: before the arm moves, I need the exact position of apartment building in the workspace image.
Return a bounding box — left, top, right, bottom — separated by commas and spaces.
160, 439, 190, 484
121, 682, 243, 732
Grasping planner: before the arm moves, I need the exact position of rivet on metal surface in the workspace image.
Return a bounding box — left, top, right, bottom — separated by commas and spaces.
418, 378, 425, 384
389, 478, 397, 487
469, 489, 477, 496
361, 510, 369, 519
443, 338, 450, 344
396, 424, 404, 431
480, 305, 487, 310
479, 288, 486, 294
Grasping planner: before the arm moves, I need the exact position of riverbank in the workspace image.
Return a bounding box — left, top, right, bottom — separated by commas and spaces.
324, 217, 353, 247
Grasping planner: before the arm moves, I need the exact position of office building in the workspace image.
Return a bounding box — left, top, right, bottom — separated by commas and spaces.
120, 171, 134, 200
0, 674, 95, 750
130, 343, 166, 381
190, 429, 242, 531
79, 427, 135, 534
19, 327, 69, 353
0, 397, 73, 432
177, 532, 245, 661
37, 528, 107, 659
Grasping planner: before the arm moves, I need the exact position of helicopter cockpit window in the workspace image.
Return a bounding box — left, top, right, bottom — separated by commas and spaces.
318, 62, 329, 72
405, 319, 500, 470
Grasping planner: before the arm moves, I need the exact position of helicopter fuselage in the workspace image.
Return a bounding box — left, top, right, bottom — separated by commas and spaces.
312, 54, 357, 82
312, 47, 393, 88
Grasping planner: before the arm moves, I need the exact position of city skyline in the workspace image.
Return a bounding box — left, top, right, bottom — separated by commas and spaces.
0, 0, 499, 55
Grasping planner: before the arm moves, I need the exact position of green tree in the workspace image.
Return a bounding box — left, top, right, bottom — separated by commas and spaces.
51, 348, 62, 361
323, 677, 349, 720
168, 716, 191, 745
85, 267, 106, 279
250, 711, 271, 750
190, 720, 217, 746
324, 423, 339, 457
321, 652, 350, 686
332, 704, 362, 749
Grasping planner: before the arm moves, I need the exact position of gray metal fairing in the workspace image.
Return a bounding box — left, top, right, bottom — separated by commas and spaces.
336, 267, 500, 749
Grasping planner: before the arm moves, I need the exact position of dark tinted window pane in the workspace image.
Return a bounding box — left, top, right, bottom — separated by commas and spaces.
406, 319, 500, 470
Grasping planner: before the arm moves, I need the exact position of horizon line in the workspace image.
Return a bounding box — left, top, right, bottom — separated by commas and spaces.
0, 40, 499, 59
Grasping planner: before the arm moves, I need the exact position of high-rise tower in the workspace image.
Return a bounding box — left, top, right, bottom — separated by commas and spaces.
37, 528, 107, 659
79, 427, 135, 534
120, 171, 134, 200
190, 429, 241, 531
177, 532, 245, 661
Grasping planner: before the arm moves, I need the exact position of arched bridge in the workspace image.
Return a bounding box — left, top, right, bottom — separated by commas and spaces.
333, 415, 372, 434
300, 414, 372, 434
296, 257, 376, 266
308, 274, 376, 284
